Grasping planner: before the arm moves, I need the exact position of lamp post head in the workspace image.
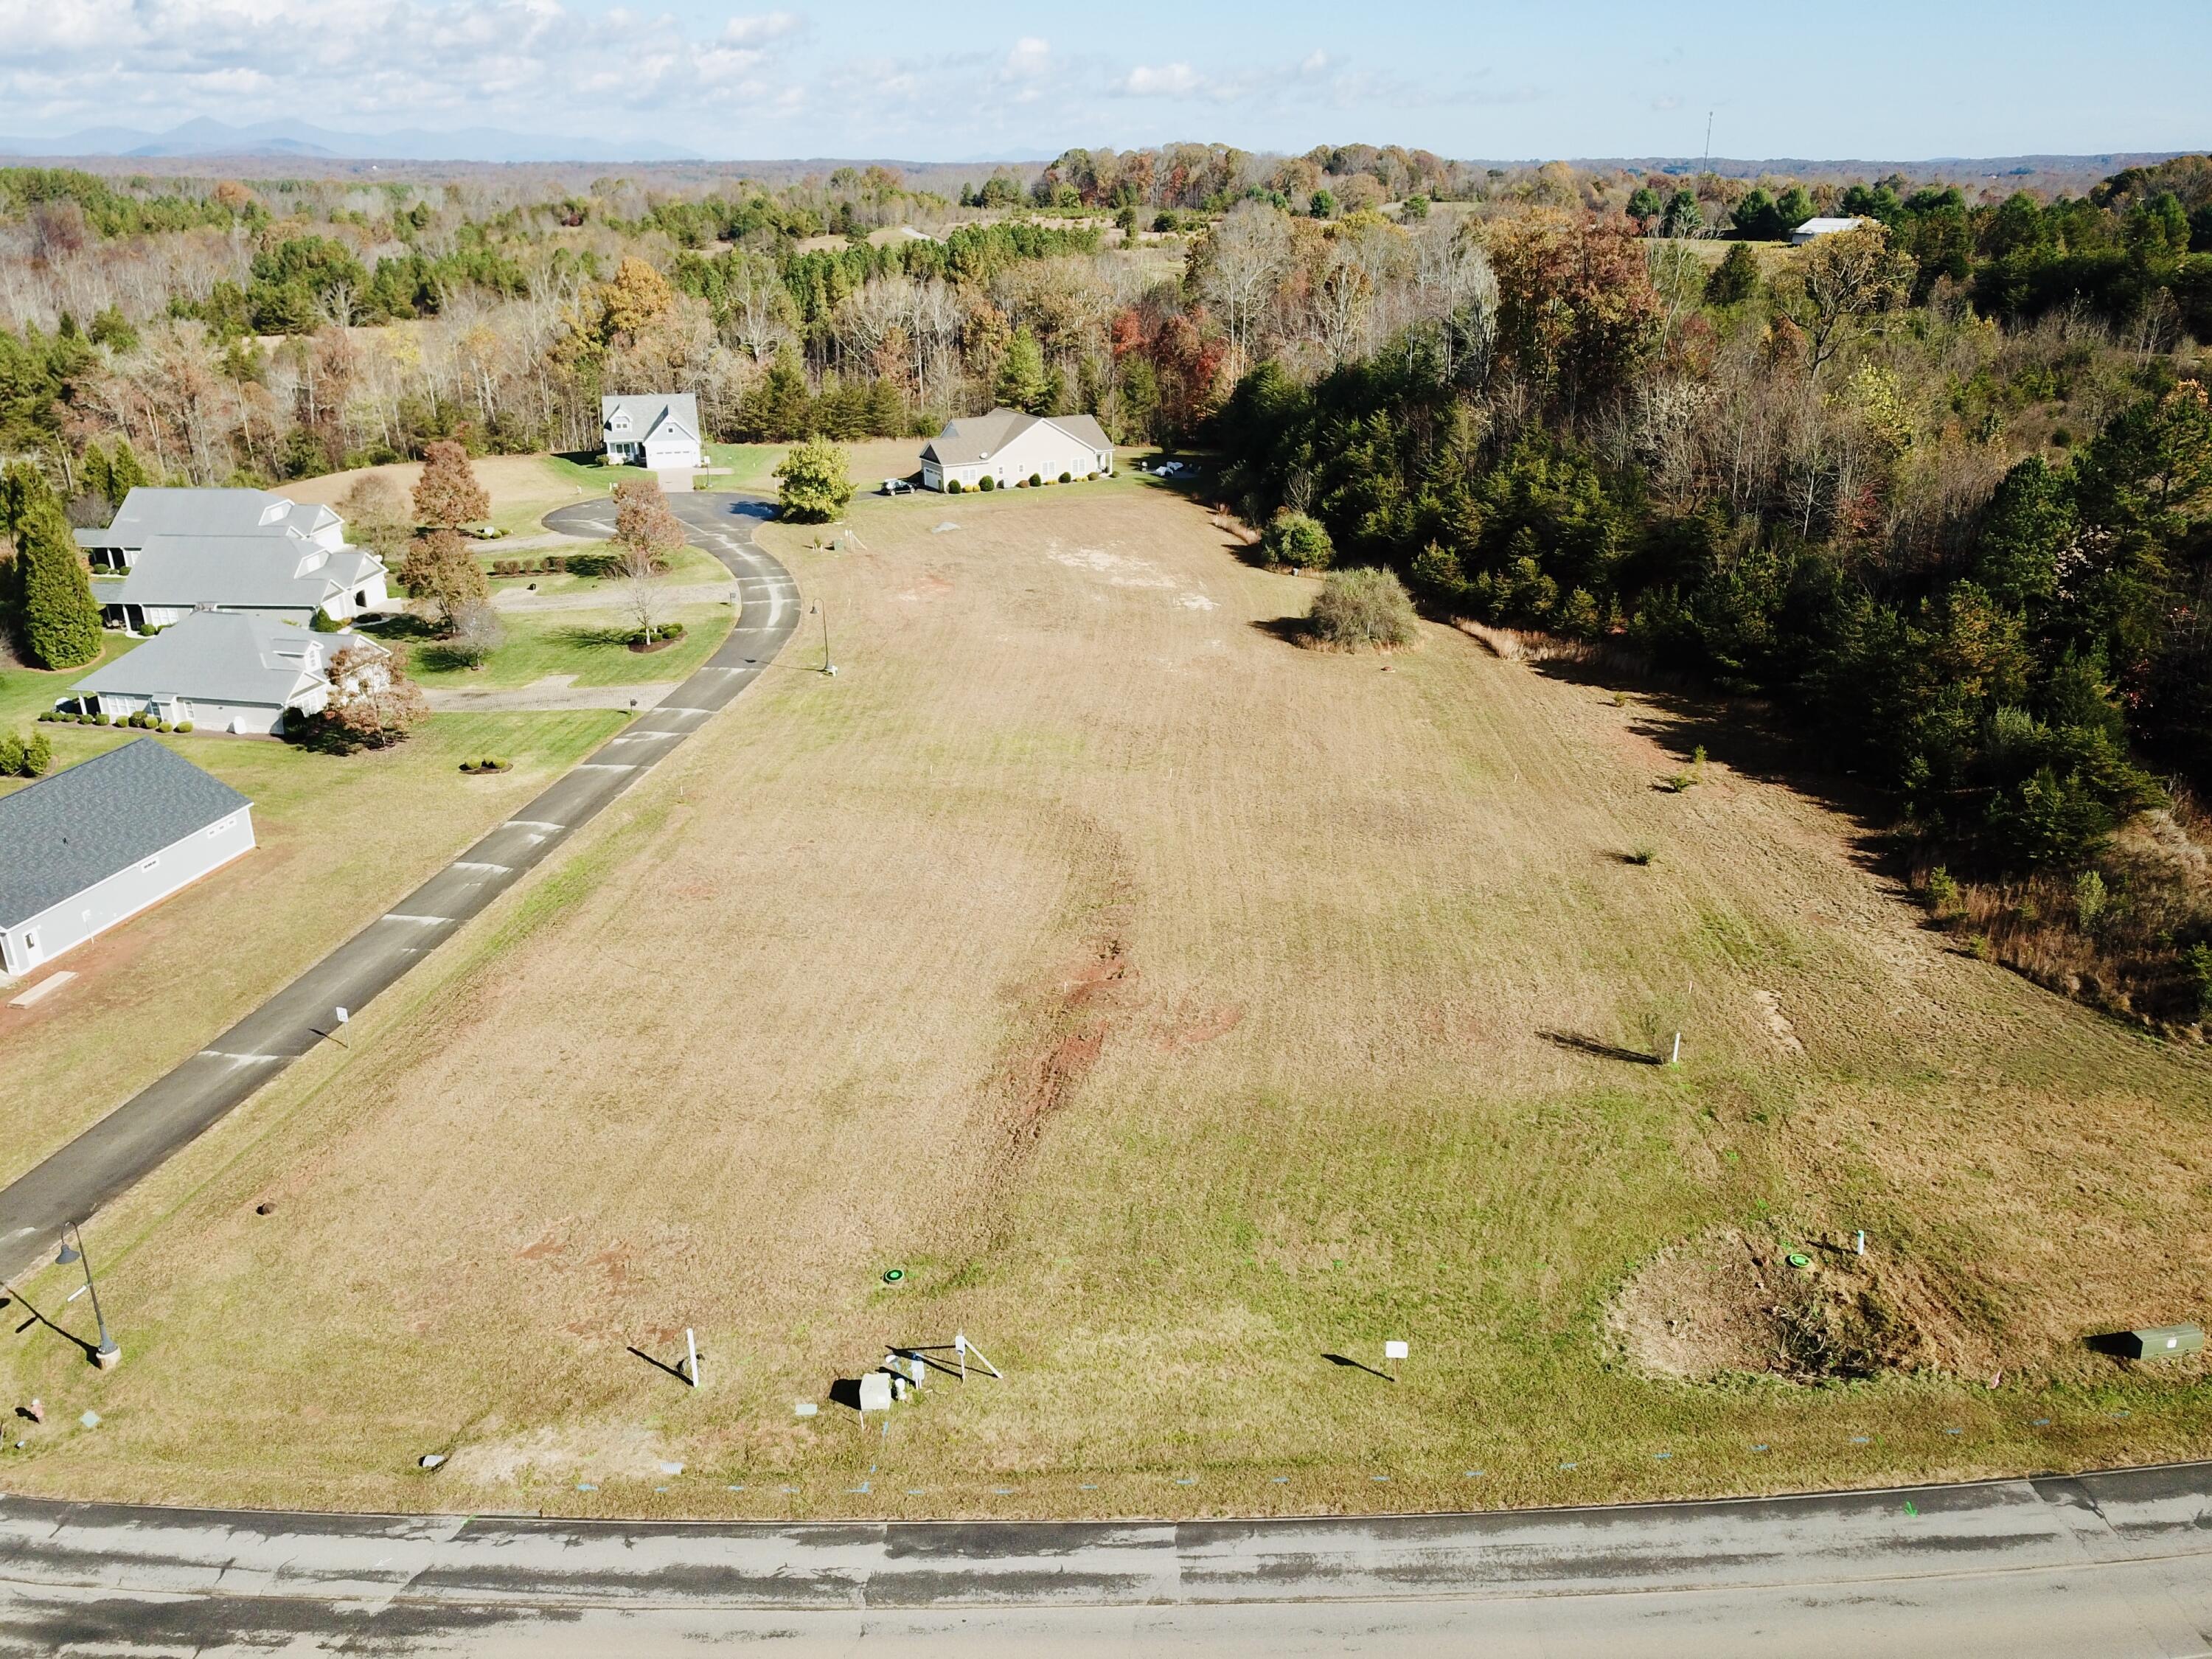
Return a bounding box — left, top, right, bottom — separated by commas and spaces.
55, 1240, 80, 1267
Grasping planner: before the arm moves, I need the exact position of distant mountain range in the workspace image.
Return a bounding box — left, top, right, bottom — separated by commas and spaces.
0, 117, 702, 165
0, 120, 2188, 177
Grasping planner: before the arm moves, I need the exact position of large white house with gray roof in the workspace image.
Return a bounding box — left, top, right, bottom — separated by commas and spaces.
63, 611, 379, 735
76, 487, 349, 567
601, 393, 703, 470
77, 487, 389, 631
0, 739, 254, 980
919, 408, 1113, 493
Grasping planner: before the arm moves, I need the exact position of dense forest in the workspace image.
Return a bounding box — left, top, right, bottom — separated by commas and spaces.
1, 145, 2209, 1027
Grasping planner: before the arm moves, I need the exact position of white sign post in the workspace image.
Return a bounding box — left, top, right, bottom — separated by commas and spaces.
1384, 1338, 1409, 1381
685, 1327, 701, 1388
955, 1332, 967, 1382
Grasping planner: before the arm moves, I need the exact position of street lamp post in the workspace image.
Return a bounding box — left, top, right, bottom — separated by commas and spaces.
55, 1224, 119, 1370
810, 601, 835, 675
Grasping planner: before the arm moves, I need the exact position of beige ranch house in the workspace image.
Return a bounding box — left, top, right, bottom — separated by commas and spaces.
919, 409, 1114, 493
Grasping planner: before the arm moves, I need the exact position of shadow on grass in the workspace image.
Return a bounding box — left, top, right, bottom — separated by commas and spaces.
1, 1289, 97, 1367
627, 1344, 695, 1386
1322, 1352, 1396, 1382
549, 623, 646, 650
1539, 1029, 1663, 1066
1527, 655, 1906, 889
1248, 616, 1312, 650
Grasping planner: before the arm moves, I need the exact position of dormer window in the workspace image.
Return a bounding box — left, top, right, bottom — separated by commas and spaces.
610, 412, 631, 431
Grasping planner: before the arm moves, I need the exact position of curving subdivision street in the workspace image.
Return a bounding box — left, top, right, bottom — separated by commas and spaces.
0, 493, 800, 1286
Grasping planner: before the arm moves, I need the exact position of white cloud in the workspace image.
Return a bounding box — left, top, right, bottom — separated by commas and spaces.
722, 11, 802, 45
0, 2, 1458, 156
1120, 62, 1205, 98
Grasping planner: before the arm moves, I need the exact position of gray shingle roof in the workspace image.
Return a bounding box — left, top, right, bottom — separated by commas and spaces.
922, 408, 1113, 467
102, 541, 384, 612
75, 487, 339, 549
600, 393, 700, 443
0, 739, 250, 930
69, 611, 358, 708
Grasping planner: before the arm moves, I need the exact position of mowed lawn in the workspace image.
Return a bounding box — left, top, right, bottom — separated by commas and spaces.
3, 474, 2208, 1522
0, 713, 625, 1181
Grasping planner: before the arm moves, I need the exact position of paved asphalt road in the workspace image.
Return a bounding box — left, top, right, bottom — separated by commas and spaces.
0, 1462, 2207, 1655
0, 493, 799, 1286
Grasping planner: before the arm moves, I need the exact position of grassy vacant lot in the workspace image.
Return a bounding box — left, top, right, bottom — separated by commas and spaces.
0, 713, 625, 1185
3, 472, 2207, 1523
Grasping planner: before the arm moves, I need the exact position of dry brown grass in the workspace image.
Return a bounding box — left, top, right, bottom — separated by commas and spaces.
3, 473, 2208, 1523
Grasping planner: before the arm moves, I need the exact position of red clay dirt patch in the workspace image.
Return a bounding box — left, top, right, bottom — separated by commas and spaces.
1160, 1003, 1245, 1050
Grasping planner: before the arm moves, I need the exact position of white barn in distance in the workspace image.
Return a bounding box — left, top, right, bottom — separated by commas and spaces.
1791, 216, 1873, 244
601, 393, 703, 470
919, 408, 1113, 493
0, 739, 254, 980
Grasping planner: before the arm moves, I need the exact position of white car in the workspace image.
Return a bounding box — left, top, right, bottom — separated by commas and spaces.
881, 479, 917, 495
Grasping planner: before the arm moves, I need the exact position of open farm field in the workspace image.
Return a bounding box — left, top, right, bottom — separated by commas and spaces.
0, 713, 626, 1186
1, 476, 2206, 1523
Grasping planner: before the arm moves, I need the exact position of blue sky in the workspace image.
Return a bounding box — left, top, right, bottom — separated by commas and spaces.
4, 0, 2206, 161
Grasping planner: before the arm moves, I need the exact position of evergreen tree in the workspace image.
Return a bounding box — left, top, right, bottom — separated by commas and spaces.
995, 327, 1051, 414
15, 484, 104, 668
774, 436, 855, 523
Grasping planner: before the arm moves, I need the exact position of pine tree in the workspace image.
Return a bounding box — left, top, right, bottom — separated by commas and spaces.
15, 487, 104, 669
995, 326, 1051, 414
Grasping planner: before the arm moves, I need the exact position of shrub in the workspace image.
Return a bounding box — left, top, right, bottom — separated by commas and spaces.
1307, 567, 1419, 651
24, 730, 50, 775
94, 713, 111, 726
945, 479, 963, 494
1058, 471, 1071, 484
156, 719, 172, 732
547, 554, 567, 573
310, 606, 343, 632
1926, 865, 1962, 917
978, 475, 995, 492
1262, 510, 1335, 571
35, 709, 54, 722
0, 734, 22, 776
2073, 869, 2109, 932
1627, 844, 1658, 866
1029, 473, 1043, 487
175, 720, 193, 734
2187, 944, 2212, 1020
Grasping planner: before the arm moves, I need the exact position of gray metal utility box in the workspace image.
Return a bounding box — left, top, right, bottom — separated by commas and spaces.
2121, 1324, 2205, 1360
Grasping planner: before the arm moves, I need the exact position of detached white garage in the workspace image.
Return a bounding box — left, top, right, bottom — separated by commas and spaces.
0, 739, 254, 980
